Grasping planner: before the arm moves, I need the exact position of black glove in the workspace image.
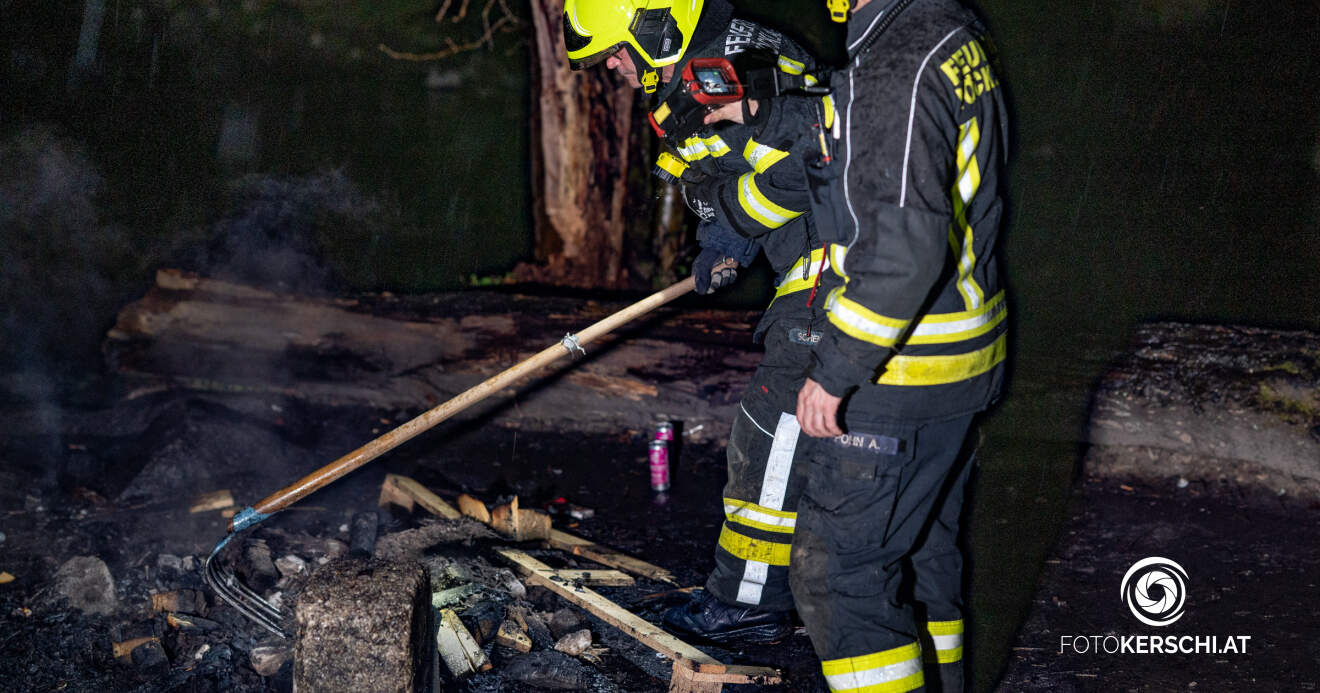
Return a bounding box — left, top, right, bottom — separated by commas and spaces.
693, 246, 738, 295
682, 181, 719, 222
695, 221, 759, 266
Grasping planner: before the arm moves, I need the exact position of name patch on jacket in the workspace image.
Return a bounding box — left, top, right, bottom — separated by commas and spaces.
787, 327, 821, 346
831, 432, 903, 456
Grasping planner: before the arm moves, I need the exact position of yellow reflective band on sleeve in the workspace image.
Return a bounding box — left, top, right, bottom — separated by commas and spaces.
924, 620, 964, 664
743, 138, 790, 174
876, 332, 1006, 386
678, 138, 708, 161
677, 135, 732, 162
777, 55, 806, 75
723, 498, 797, 534
717, 525, 792, 566
821, 642, 924, 693
951, 117, 985, 310
828, 243, 849, 279
906, 290, 1006, 345
737, 172, 802, 229
705, 135, 732, 157
827, 292, 910, 348
771, 247, 830, 302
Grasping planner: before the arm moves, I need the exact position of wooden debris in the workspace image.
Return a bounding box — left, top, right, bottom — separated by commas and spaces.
378, 474, 416, 512
151, 589, 207, 615
112, 620, 166, 673
497, 549, 781, 686
112, 636, 159, 662
460, 600, 504, 645
669, 662, 724, 693
435, 608, 491, 677
384, 475, 671, 582
166, 613, 222, 632
547, 529, 676, 585
490, 496, 551, 542
0, 572, 14, 584
189, 489, 235, 514
551, 569, 635, 587
508, 604, 554, 649
495, 619, 533, 653
379, 474, 463, 520
431, 583, 480, 609
457, 494, 492, 524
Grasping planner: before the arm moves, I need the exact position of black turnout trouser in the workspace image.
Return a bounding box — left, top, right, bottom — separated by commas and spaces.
705, 318, 820, 612
790, 412, 977, 693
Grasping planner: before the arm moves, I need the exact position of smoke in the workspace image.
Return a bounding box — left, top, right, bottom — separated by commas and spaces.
0, 126, 133, 387
173, 169, 398, 295
1, 125, 403, 409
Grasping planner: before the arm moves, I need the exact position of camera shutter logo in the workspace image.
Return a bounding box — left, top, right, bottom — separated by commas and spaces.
1121, 557, 1188, 627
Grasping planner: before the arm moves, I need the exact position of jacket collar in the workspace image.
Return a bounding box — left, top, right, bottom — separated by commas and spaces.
846, 0, 906, 58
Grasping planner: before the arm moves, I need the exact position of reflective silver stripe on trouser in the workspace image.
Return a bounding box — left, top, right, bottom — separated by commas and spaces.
736, 412, 801, 605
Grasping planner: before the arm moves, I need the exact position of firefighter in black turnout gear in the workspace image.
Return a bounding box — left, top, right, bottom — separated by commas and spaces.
563, 0, 840, 644
784, 0, 1011, 691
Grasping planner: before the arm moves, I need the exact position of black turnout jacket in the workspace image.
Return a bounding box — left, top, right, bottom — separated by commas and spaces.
805, 0, 1011, 421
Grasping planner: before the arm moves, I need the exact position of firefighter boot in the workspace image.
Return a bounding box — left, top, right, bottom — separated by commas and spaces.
662, 589, 791, 644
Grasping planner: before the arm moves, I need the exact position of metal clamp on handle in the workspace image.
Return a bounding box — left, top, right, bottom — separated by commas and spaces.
560, 332, 586, 357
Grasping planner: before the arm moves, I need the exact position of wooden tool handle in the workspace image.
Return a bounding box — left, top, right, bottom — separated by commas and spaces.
234, 276, 698, 529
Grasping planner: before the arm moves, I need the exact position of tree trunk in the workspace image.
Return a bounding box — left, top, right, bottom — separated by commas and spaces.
67, 0, 106, 92
523, 0, 636, 288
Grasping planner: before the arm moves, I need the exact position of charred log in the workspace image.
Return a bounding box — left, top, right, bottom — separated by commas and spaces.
104, 269, 761, 438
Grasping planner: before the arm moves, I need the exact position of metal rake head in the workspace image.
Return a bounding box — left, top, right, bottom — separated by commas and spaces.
204, 534, 290, 638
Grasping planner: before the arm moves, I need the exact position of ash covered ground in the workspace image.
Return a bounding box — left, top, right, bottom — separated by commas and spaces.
1, 384, 1318, 692
0, 389, 828, 692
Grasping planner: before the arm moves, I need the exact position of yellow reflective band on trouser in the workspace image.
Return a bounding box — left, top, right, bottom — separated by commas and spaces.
905, 290, 1006, 345
743, 138, 790, 174
822, 642, 924, 693
827, 291, 909, 348
876, 332, 1007, 386
924, 620, 964, 664
777, 55, 806, 75
771, 247, 830, 302
724, 498, 797, 534
717, 525, 792, 566
737, 172, 802, 229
